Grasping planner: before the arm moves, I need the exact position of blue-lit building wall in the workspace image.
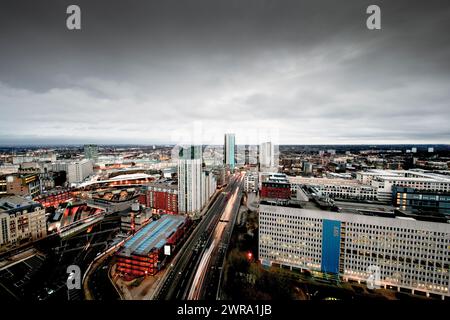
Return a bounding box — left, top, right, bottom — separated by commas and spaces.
229, 136, 235, 169
224, 134, 236, 170
321, 219, 341, 274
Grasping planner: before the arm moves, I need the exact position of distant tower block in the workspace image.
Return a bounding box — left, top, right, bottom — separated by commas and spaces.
224, 133, 236, 170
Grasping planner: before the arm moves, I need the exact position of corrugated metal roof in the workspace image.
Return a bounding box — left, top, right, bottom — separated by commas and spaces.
120, 214, 186, 257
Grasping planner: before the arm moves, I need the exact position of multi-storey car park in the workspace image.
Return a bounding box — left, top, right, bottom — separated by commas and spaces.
115, 214, 190, 279
258, 203, 450, 299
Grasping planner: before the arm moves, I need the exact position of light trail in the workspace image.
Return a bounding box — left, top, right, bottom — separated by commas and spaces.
187, 173, 244, 299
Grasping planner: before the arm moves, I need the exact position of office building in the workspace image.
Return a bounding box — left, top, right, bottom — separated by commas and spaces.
201, 170, 217, 207
302, 161, 313, 175
289, 177, 377, 201
120, 203, 152, 233
260, 173, 291, 201
67, 159, 94, 184
244, 172, 259, 193
84, 144, 99, 162
162, 167, 177, 179
12, 153, 56, 165
393, 186, 450, 216
5, 173, 41, 198
243, 144, 258, 166
0, 196, 47, 250
356, 169, 450, 202
0, 164, 19, 175
224, 133, 236, 170
0, 175, 7, 195
259, 203, 450, 299
259, 142, 275, 170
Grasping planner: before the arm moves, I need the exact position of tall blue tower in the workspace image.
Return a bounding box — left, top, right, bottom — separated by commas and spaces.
224, 133, 236, 170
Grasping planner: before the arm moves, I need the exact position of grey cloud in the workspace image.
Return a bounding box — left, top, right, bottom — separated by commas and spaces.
0, 0, 449, 145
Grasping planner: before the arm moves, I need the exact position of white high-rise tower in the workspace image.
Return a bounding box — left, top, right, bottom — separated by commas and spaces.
178, 146, 202, 216
259, 141, 275, 169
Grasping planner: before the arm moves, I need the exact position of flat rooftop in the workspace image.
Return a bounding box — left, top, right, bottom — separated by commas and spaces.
146, 180, 178, 190
361, 169, 450, 182
261, 172, 290, 184
119, 214, 186, 257
274, 199, 450, 223
0, 195, 40, 213
289, 176, 369, 187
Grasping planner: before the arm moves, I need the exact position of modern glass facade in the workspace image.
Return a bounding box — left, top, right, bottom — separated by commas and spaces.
224, 133, 235, 170
393, 186, 450, 216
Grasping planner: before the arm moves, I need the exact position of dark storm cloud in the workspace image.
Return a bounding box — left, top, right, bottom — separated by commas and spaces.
0, 0, 449, 145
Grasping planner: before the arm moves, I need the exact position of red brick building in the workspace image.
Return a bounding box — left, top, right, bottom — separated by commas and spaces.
260, 173, 291, 200
261, 181, 291, 199
34, 189, 74, 208
144, 183, 178, 214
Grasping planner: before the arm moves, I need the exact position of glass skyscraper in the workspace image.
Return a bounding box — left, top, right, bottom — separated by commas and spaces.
224, 133, 236, 170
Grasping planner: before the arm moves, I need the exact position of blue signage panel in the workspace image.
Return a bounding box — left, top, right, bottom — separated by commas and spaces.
321, 219, 341, 274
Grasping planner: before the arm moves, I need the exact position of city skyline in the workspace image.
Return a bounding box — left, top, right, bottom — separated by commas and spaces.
1, 0, 450, 145
2, 0, 450, 309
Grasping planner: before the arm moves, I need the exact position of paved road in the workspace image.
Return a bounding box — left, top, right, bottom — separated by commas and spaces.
188, 173, 244, 300
155, 173, 242, 300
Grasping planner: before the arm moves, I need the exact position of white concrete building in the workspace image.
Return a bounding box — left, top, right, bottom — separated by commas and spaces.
50, 161, 69, 173
289, 176, 377, 201
0, 164, 19, 175
178, 158, 202, 216
259, 142, 275, 169
259, 204, 450, 299
67, 159, 94, 184
356, 169, 450, 202
245, 172, 259, 192
201, 170, 217, 207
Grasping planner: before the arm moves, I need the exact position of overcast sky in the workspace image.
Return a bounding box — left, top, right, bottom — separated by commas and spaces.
0, 0, 449, 145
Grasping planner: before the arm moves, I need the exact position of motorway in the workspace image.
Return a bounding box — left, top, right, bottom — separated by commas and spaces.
155, 172, 244, 300
187, 173, 244, 300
